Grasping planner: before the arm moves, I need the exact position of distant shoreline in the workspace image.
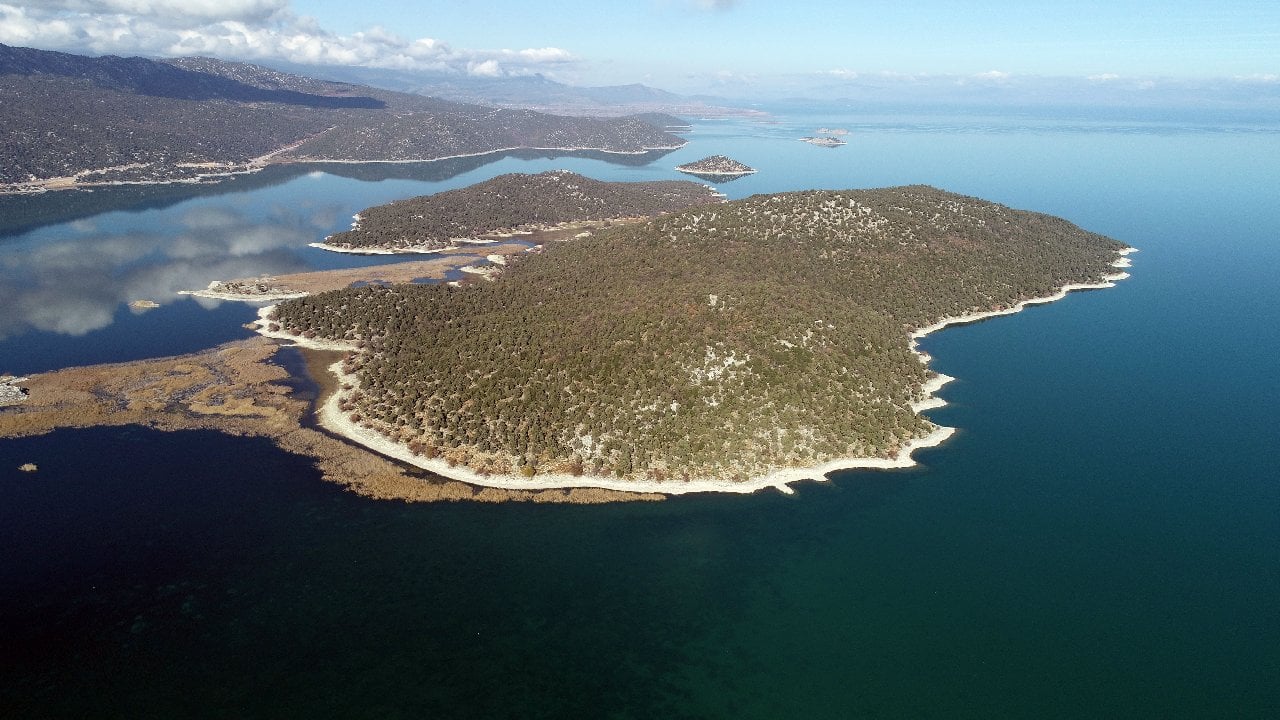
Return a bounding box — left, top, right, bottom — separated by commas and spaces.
251, 246, 1136, 497
0, 141, 688, 197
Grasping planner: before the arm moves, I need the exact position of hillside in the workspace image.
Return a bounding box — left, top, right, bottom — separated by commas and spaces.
322, 171, 723, 251
268, 184, 1128, 486
0, 45, 683, 188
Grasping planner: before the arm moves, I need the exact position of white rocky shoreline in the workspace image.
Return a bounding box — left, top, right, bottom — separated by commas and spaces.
251, 247, 1135, 497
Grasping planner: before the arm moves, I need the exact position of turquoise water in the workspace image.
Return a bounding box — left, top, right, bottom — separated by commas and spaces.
2, 112, 1278, 717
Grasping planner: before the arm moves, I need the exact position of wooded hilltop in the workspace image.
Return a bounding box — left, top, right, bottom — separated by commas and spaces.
323, 171, 723, 251
269, 182, 1127, 484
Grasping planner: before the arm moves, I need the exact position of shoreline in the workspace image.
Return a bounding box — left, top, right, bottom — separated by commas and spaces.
178, 242, 534, 300
308, 238, 503, 255
179, 289, 308, 302
0, 338, 662, 504
908, 247, 1136, 345
306, 242, 449, 256
251, 246, 1135, 497
0, 141, 688, 197
675, 168, 757, 177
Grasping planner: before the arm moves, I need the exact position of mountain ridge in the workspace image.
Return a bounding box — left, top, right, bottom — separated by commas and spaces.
0, 44, 684, 189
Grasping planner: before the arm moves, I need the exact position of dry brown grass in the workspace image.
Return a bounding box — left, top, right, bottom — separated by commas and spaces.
0, 339, 662, 504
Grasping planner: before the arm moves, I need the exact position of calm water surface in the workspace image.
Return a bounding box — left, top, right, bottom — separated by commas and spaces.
2, 111, 1278, 718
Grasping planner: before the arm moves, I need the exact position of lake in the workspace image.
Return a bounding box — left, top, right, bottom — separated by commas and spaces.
2, 108, 1278, 718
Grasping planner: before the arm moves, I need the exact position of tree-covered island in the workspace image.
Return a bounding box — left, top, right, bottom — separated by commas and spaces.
675, 155, 757, 178
266, 181, 1130, 492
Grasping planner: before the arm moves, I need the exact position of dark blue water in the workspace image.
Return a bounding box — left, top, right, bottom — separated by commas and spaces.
2, 112, 1278, 717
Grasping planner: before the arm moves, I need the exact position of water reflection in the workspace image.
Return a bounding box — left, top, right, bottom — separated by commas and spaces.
687, 173, 750, 185
0, 148, 677, 238
0, 204, 324, 341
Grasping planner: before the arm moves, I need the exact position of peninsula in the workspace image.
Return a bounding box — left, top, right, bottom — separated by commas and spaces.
675, 155, 757, 180
265, 183, 1132, 495
313, 171, 722, 253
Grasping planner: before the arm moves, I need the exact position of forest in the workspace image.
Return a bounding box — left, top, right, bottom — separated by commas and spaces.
0, 45, 682, 186
323, 171, 723, 251
269, 183, 1127, 483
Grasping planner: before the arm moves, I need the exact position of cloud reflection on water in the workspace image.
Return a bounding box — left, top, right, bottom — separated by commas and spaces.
0, 202, 330, 340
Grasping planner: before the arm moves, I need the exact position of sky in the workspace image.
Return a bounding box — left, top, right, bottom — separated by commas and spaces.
2, 1, 1277, 102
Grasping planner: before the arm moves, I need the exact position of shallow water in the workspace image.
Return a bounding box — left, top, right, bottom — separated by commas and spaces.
2, 109, 1278, 717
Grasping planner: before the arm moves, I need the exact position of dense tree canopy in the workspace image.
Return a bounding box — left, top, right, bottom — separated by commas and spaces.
324, 171, 722, 251
271, 183, 1127, 482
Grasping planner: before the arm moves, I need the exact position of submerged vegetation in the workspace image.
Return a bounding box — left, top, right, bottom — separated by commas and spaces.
270, 183, 1125, 483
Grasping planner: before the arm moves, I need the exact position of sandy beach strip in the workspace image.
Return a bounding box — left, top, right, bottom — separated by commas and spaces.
306, 242, 448, 255
183, 242, 532, 301
253, 246, 1135, 497
180, 289, 309, 302
675, 168, 757, 177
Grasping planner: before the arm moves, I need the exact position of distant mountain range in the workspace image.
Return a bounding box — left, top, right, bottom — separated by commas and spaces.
0, 44, 688, 189
268, 62, 741, 117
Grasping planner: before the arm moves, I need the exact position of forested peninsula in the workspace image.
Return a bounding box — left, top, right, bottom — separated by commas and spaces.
319, 171, 723, 252
266, 182, 1131, 493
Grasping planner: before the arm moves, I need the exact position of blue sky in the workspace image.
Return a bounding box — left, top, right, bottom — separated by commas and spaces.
2, 1, 1277, 98
306, 0, 1280, 80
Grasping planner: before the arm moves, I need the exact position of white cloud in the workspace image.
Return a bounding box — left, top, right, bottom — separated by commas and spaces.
516, 47, 573, 63
34, 0, 288, 24
467, 59, 501, 77
0, 2, 577, 76
974, 70, 1011, 80
1088, 73, 1121, 82
1234, 73, 1279, 84
0, 203, 324, 340
694, 0, 737, 9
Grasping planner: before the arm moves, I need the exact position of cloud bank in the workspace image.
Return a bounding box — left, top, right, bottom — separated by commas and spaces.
0, 2, 576, 76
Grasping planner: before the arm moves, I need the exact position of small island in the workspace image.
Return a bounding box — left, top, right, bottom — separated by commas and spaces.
801, 135, 847, 147
181, 279, 310, 302
675, 155, 757, 181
